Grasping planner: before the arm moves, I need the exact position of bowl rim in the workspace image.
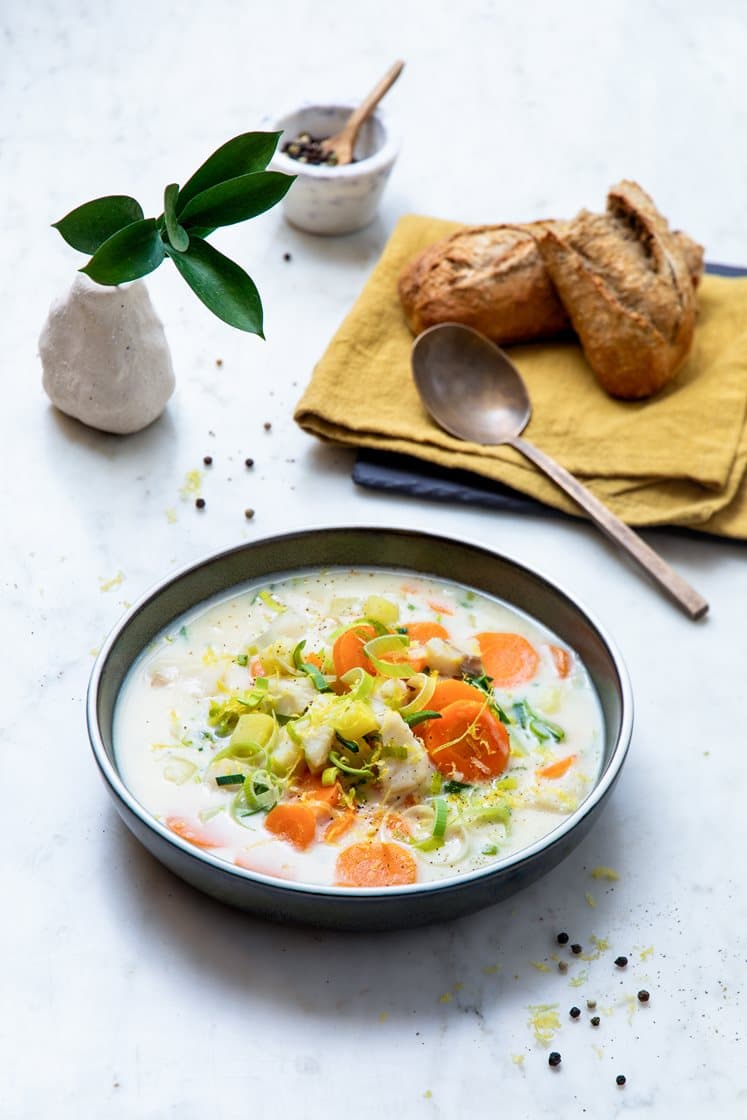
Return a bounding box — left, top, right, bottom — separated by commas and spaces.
267, 103, 400, 179
87, 525, 633, 903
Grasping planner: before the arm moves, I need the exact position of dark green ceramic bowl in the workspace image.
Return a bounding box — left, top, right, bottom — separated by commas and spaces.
87, 527, 632, 930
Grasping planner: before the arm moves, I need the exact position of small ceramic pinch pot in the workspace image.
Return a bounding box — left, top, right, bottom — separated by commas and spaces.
269, 104, 399, 235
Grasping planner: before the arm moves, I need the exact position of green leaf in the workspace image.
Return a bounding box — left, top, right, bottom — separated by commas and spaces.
163, 183, 189, 252
80, 218, 166, 285
179, 171, 294, 230
166, 236, 263, 335
177, 132, 282, 215
53, 195, 144, 254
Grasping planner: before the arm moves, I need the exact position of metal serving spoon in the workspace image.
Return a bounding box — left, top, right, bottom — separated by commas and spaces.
319, 60, 404, 165
411, 323, 708, 620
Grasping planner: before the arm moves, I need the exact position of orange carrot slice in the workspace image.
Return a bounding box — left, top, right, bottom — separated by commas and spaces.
335, 841, 418, 887
410, 678, 488, 737
549, 644, 572, 678
332, 624, 377, 678
166, 817, 221, 849
264, 802, 317, 850
536, 754, 577, 779
382, 811, 412, 841
324, 810, 357, 844
429, 677, 486, 710
404, 621, 450, 643
297, 775, 342, 807
476, 632, 539, 687
427, 599, 454, 616
421, 699, 509, 781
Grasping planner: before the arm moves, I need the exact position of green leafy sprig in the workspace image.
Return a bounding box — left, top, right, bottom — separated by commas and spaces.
52, 132, 294, 336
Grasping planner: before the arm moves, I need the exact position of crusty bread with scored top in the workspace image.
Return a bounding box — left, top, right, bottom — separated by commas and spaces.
398, 221, 572, 344
536, 181, 698, 399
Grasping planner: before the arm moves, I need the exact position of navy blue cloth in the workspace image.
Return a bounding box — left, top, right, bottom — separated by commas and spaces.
352, 263, 747, 518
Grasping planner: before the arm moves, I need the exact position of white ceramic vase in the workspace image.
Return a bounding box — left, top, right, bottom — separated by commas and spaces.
40, 273, 176, 435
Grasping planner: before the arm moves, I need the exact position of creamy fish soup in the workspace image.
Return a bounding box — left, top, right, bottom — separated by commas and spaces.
114, 569, 604, 888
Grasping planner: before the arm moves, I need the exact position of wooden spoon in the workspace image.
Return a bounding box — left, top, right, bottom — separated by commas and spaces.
320, 60, 405, 166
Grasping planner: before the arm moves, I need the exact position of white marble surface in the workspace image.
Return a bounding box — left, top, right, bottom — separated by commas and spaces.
3, 2, 747, 1116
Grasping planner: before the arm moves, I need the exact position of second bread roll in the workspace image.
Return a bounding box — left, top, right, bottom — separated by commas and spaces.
537, 182, 699, 399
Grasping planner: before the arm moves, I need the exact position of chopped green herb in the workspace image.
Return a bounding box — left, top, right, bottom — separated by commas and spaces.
381, 743, 408, 760
432, 797, 448, 839
443, 780, 471, 794
482, 844, 499, 856
335, 730, 360, 754
328, 750, 374, 779
512, 700, 530, 728
259, 589, 285, 612
415, 798, 448, 851
236, 653, 248, 667
292, 639, 331, 692
512, 699, 565, 742
216, 773, 245, 786
464, 673, 512, 723
530, 716, 565, 743
403, 709, 441, 729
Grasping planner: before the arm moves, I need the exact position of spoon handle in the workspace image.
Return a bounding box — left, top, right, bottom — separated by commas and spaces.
510, 435, 708, 620
338, 60, 405, 146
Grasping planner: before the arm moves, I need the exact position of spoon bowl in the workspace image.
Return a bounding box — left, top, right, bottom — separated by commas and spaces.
413, 322, 531, 443
412, 323, 708, 620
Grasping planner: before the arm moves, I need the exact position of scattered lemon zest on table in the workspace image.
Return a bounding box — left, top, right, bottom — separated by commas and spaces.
585, 891, 597, 908
453, 982, 464, 992
592, 1044, 605, 1060
166, 508, 177, 524
639, 945, 655, 960
99, 571, 124, 592
378, 1011, 389, 1023
179, 469, 203, 499
590, 866, 620, 880
569, 969, 589, 988
590, 934, 609, 952
482, 963, 501, 975
423, 1090, 432, 1099
90, 646, 100, 657
511, 1054, 525, 1068
439, 992, 453, 1004
527, 1003, 560, 1044
531, 961, 551, 973
621, 994, 638, 1023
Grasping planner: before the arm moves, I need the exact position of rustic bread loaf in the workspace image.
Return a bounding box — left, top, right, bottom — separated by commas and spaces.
399, 217, 702, 350
537, 181, 698, 399
398, 221, 572, 344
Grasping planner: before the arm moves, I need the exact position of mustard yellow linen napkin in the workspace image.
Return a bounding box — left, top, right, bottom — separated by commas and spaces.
295, 214, 747, 539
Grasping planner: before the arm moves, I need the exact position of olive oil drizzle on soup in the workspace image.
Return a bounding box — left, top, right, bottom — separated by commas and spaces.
114, 569, 604, 888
